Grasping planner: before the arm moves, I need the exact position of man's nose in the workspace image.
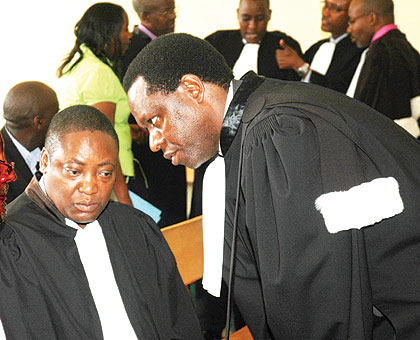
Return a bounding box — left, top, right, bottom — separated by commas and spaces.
79, 173, 98, 195
149, 128, 165, 152
248, 19, 257, 30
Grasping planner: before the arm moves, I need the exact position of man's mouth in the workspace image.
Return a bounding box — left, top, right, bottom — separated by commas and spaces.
75, 202, 98, 213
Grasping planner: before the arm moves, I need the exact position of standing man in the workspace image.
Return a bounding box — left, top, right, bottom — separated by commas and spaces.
347, 0, 420, 137
0, 105, 204, 340
124, 33, 420, 339
121, 0, 176, 75
122, 0, 187, 228
205, 0, 302, 80
1, 81, 58, 202
276, 0, 364, 94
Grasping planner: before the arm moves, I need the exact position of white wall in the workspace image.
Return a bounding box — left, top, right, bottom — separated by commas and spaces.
0, 0, 418, 126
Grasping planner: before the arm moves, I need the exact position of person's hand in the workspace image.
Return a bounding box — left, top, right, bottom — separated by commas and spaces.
130, 124, 149, 144
275, 39, 305, 72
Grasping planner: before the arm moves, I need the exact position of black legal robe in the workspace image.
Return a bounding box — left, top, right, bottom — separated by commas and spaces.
354, 29, 420, 120
0, 177, 203, 340
220, 72, 420, 339
304, 35, 364, 94
205, 30, 302, 81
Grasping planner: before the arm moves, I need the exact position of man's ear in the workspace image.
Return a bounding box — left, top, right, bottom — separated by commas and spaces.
367, 11, 377, 26
33, 114, 43, 130
179, 74, 205, 103
267, 9, 272, 21
39, 147, 50, 174
140, 12, 150, 25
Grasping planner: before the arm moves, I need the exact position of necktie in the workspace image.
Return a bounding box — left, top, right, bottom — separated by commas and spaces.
201, 155, 226, 297
232, 43, 260, 79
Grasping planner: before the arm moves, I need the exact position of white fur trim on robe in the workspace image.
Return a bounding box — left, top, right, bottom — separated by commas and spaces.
315, 177, 404, 234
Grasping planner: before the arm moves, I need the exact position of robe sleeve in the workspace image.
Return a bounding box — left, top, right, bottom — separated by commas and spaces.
224, 108, 373, 339
357, 43, 412, 119
0, 227, 37, 340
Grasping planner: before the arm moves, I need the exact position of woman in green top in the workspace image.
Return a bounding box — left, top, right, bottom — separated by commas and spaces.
57, 3, 133, 206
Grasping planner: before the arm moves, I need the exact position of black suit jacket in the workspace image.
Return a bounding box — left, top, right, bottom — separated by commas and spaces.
121, 28, 187, 228
1, 127, 33, 203
121, 29, 152, 79
304, 35, 364, 94
205, 29, 302, 81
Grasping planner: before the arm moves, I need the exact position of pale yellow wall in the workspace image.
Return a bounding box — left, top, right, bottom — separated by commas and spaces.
0, 0, 418, 127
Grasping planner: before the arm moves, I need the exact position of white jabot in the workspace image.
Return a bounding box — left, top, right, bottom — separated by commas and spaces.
233, 43, 260, 79
201, 83, 233, 297
310, 42, 336, 76
303, 34, 348, 83
70, 219, 138, 340
0, 318, 6, 340
202, 155, 226, 297
346, 48, 369, 98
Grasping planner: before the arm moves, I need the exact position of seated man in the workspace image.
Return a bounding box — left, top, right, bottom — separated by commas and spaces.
0, 105, 203, 340
2, 81, 58, 202
205, 0, 302, 80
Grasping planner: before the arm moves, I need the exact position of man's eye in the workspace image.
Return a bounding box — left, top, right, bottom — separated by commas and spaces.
149, 116, 157, 125
65, 168, 80, 176
100, 171, 113, 177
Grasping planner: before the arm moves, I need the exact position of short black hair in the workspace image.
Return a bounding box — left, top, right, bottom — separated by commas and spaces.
123, 33, 234, 94
45, 105, 119, 156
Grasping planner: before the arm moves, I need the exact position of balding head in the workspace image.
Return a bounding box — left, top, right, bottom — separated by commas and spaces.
3, 81, 59, 150
132, 0, 176, 36
356, 0, 394, 19
348, 0, 394, 47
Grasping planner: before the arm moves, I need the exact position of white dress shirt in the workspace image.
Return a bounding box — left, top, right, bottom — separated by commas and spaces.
5, 127, 40, 174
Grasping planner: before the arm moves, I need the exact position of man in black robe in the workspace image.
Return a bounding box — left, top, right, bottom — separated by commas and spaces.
0, 106, 203, 340
347, 0, 420, 137
205, 0, 302, 81
275, 0, 364, 94
124, 33, 420, 340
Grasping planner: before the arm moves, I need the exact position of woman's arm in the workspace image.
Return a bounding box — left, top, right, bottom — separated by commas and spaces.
93, 102, 133, 206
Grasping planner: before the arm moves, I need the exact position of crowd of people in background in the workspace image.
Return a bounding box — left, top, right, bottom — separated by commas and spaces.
1, 0, 420, 339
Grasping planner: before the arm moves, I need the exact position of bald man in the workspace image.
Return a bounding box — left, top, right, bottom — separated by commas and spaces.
2, 81, 58, 202
121, 0, 176, 76
347, 0, 420, 137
